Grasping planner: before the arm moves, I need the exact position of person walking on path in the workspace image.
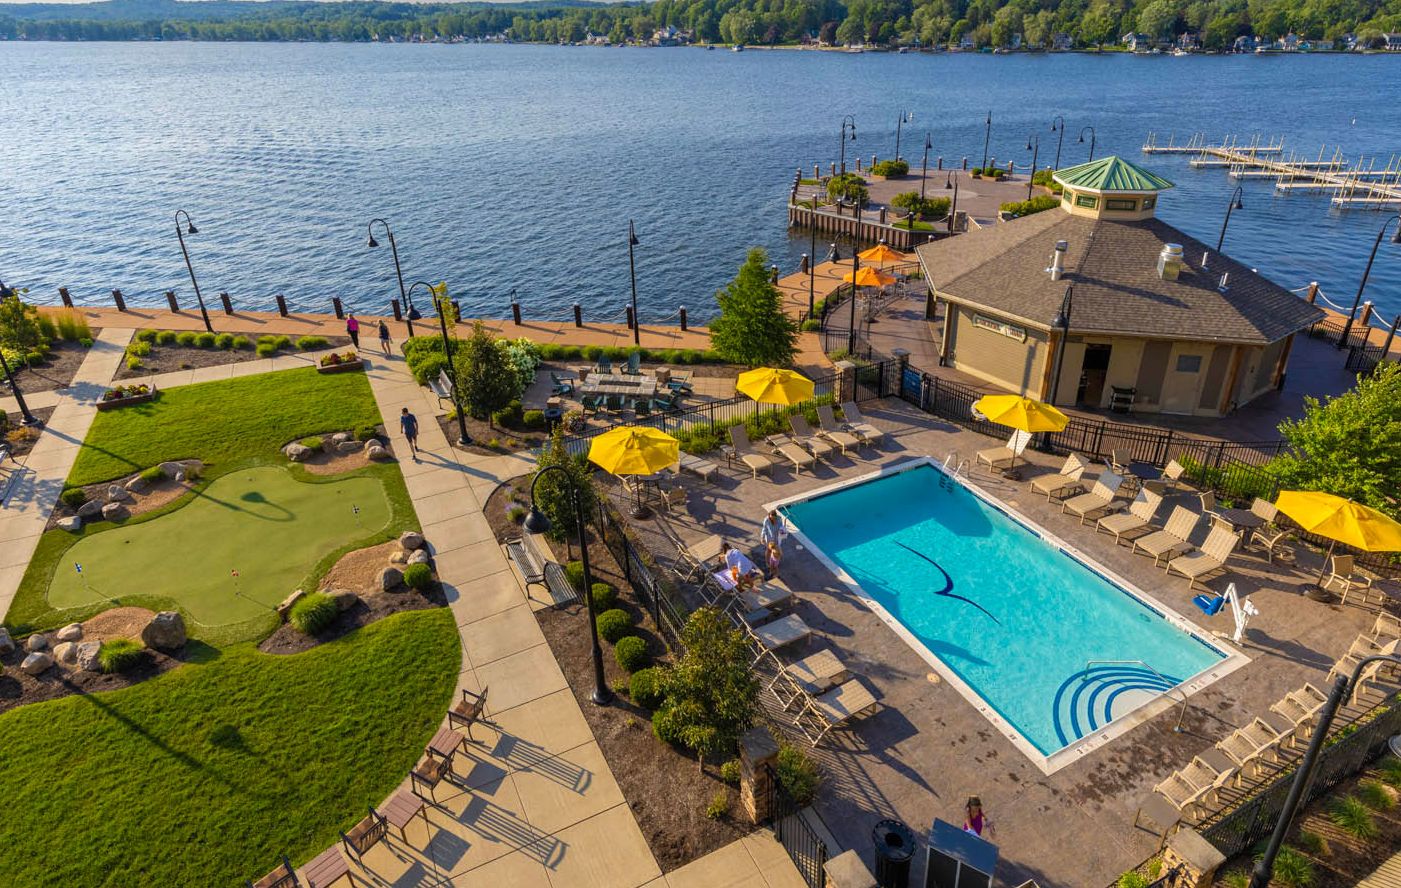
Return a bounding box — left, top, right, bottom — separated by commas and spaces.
400, 407, 420, 459
346, 313, 360, 349
378, 320, 391, 355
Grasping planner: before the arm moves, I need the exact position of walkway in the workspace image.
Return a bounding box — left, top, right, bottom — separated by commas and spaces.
1359, 850, 1401, 888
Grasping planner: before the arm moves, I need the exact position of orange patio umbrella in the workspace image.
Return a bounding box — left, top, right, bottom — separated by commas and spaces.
858, 243, 904, 267
841, 267, 897, 288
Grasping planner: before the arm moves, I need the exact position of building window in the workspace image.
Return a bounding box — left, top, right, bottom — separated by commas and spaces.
1075, 194, 1098, 209
1106, 198, 1137, 211
1142, 196, 1156, 210
1175, 354, 1202, 373
971, 313, 1027, 342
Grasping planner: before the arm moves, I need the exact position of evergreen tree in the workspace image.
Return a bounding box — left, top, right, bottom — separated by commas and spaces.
709, 248, 799, 368
451, 321, 516, 423
532, 429, 597, 543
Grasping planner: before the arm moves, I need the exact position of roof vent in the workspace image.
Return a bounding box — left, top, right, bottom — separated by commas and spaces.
1218, 273, 1230, 292
1201, 251, 1210, 270
1047, 240, 1069, 281
1157, 243, 1184, 281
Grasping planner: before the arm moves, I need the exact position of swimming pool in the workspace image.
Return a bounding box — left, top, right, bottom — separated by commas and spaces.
774, 458, 1246, 772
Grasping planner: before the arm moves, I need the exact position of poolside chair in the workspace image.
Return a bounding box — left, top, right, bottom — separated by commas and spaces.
1247, 526, 1295, 564
745, 613, 813, 662
1269, 683, 1329, 732
550, 371, 575, 396
1133, 792, 1184, 850
816, 405, 862, 454
1097, 488, 1163, 544
1030, 452, 1094, 501
738, 580, 795, 614
1249, 497, 1280, 527
1165, 525, 1239, 591
595, 356, 612, 375
726, 426, 774, 479
678, 452, 719, 482
1132, 506, 1201, 567
667, 371, 694, 394
1215, 721, 1283, 776
634, 399, 652, 419
789, 414, 838, 461
1323, 554, 1378, 606
839, 401, 887, 446
793, 677, 879, 746
1196, 491, 1232, 532
975, 429, 1033, 475
1370, 611, 1400, 643
766, 434, 817, 475
1061, 473, 1124, 525
678, 533, 725, 583
1143, 458, 1189, 497
1327, 637, 1400, 703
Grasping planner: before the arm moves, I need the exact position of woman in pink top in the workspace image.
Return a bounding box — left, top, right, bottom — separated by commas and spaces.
964, 797, 993, 837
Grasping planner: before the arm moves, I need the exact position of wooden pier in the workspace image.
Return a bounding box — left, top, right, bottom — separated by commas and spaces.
1142, 133, 1401, 210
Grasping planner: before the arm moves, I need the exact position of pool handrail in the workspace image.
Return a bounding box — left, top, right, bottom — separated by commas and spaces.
1083, 658, 1191, 733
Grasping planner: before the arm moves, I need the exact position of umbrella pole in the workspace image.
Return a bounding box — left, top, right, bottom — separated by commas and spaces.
631, 474, 652, 520
1316, 538, 1338, 589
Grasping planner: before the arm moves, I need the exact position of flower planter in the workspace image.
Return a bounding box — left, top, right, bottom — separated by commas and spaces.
97, 386, 158, 411
317, 359, 367, 375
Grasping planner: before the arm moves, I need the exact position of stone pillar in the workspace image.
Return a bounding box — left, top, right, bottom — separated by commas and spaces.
1161, 828, 1225, 888
824, 850, 877, 888
833, 359, 857, 405
738, 726, 780, 824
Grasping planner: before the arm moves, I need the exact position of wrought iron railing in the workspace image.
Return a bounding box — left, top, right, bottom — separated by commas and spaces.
766, 763, 828, 888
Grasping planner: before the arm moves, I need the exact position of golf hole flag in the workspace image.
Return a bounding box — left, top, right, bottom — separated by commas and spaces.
74, 562, 82, 575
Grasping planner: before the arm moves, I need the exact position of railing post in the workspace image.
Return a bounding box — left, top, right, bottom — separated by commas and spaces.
739, 728, 780, 824
219, 292, 233, 314
1161, 429, 1174, 466
625, 305, 635, 330
112, 289, 126, 312
391, 298, 402, 321
679, 306, 688, 331
511, 299, 522, 326
573, 303, 583, 327
332, 297, 344, 320
165, 289, 179, 312
58, 287, 73, 308
275, 294, 289, 317
451, 300, 462, 322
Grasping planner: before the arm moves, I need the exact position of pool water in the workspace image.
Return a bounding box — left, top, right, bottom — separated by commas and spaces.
781, 463, 1226, 757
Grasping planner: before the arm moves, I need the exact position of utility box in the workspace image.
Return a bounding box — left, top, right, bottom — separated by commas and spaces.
924, 820, 997, 888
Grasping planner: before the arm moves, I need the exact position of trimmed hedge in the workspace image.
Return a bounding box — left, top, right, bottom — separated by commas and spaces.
402, 562, 433, 590
614, 636, 649, 672
590, 582, 617, 611
629, 667, 666, 709
596, 608, 634, 644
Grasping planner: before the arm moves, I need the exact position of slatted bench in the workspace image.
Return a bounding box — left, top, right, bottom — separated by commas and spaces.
505, 531, 547, 590
542, 561, 580, 607
426, 369, 455, 410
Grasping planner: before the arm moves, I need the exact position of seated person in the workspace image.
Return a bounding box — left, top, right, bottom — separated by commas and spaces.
713, 542, 763, 592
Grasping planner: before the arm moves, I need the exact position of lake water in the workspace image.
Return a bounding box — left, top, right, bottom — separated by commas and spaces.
2, 42, 1399, 323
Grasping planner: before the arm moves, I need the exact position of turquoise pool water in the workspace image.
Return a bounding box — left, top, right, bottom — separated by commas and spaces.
781, 463, 1226, 756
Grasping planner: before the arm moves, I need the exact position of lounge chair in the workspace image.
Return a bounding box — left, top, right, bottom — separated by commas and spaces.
1327, 637, 1400, 703
667, 371, 694, 394
1323, 554, 1378, 606
1269, 683, 1328, 731
1215, 720, 1282, 776
550, 371, 575, 396
1248, 526, 1295, 564
793, 677, 878, 746
1097, 488, 1163, 544
1143, 458, 1188, 497
789, 415, 837, 461
975, 428, 1033, 474
816, 405, 862, 454
1152, 772, 1211, 823
738, 581, 795, 613
726, 426, 774, 479
766, 434, 817, 474
1370, 612, 1400, 643
745, 613, 813, 662
678, 533, 725, 582
1165, 525, 1239, 591
1061, 473, 1124, 525
1133, 792, 1184, 850
1132, 506, 1200, 566
772, 649, 849, 701
678, 452, 718, 482
838, 401, 887, 446
1030, 452, 1094, 501
653, 391, 682, 412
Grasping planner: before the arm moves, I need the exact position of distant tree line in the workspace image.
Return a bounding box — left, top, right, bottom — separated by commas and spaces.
1, 0, 1398, 50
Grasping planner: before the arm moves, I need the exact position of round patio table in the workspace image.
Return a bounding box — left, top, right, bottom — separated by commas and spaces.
1216, 508, 1266, 533
1127, 462, 1163, 484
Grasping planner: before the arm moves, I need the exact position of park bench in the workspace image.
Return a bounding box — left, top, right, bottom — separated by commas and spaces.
427, 369, 455, 410
542, 561, 580, 607
447, 686, 491, 740
248, 856, 299, 888
505, 531, 547, 591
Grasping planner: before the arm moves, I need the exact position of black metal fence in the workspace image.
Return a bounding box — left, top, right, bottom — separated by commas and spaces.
767, 763, 829, 888
1201, 693, 1401, 860
1345, 342, 1396, 374
595, 500, 690, 648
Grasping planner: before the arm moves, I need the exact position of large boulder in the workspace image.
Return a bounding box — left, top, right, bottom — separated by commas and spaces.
330, 432, 350, 445
159, 461, 184, 478
388, 550, 408, 565
25, 633, 49, 653
21, 652, 54, 676
101, 503, 129, 522
125, 475, 148, 493
327, 588, 359, 612
75, 641, 102, 672
56, 516, 82, 533
284, 443, 312, 462
336, 440, 363, 454
407, 549, 431, 566
52, 641, 79, 665
55, 623, 83, 643
77, 500, 103, 519
141, 611, 186, 651
0, 627, 14, 656
276, 590, 305, 620
107, 485, 131, 503
366, 444, 390, 461
399, 531, 426, 551
379, 567, 404, 591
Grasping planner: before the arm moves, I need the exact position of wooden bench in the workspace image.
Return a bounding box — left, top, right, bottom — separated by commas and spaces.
301, 847, 350, 888
248, 856, 299, 888
426, 369, 455, 409
505, 532, 547, 590
341, 807, 390, 864
542, 561, 580, 606
447, 687, 490, 740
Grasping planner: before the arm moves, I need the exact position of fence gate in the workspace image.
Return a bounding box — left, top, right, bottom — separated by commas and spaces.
766, 764, 828, 888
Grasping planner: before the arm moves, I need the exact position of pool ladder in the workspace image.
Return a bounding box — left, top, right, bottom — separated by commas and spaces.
943, 451, 969, 480
1083, 659, 1190, 733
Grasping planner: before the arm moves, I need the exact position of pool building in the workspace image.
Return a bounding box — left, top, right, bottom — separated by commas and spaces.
914, 156, 1325, 417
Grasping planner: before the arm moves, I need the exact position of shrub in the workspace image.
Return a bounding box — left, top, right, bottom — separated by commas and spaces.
1220, 870, 1249, 888
297, 335, 330, 351
1265, 846, 1315, 888
1116, 873, 1149, 888
629, 667, 666, 709
590, 582, 617, 611
492, 399, 524, 428
255, 342, 277, 358
869, 159, 909, 177
522, 409, 546, 430
175, 331, 198, 347
800, 318, 822, 332
410, 351, 449, 386
596, 608, 634, 644
1296, 829, 1330, 857
195, 332, 217, 348
564, 561, 586, 591
508, 505, 526, 523
299, 436, 324, 452
1328, 795, 1377, 841
1359, 779, 1397, 810
51, 310, 91, 342
214, 333, 235, 349
60, 488, 87, 509
289, 592, 338, 635
826, 172, 868, 204
98, 638, 145, 673
79, 337, 93, 348
134, 328, 158, 343
139, 465, 166, 484
652, 706, 682, 744
125, 355, 142, 370
155, 330, 177, 345
127, 341, 151, 358
273, 335, 291, 350
35, 313, 56, 341
614, 636, 649, 672
231, 335, 251, 350
1379, 757, 1401, 788
775, 744, 820, 805
719, 758, 741, 785
402, 562, 434, 590
354, 424, 380, 442
999, 194, 1060, 218
705, 790, 729, 820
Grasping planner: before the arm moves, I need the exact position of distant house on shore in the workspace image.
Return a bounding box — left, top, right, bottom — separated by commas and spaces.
1176, 32, 1200, 50
1050, 32, 1074, 51
1386, 32, 1401, 50
1121, 32, 1152, 51
913, 156, 1324, 416
1233, 35, 1256, 52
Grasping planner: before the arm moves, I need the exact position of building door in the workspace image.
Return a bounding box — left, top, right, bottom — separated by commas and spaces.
1160, 348, 1209, 414
1076, 344, 1113, 407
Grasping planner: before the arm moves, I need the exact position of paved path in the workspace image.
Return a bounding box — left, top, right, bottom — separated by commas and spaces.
1359, 850, 1401, 888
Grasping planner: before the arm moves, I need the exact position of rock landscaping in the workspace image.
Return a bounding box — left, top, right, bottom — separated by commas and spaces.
48, 459, 203, 531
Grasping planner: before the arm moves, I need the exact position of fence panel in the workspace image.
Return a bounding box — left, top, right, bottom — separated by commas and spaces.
767, 763, 828, 888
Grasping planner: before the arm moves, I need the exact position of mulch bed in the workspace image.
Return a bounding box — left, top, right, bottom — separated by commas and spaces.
436, 413, 550, 457
5, 339, 95, 394
113, 335, 352, 380
4, 407, 57, 459
485, 478, 533, 543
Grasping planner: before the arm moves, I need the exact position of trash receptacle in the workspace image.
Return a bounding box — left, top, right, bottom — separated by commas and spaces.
872, 818, 916, 888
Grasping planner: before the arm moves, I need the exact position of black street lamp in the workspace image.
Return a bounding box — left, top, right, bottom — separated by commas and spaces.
980, 110, 992, 171
847, 197, 864, 355
1216, 185, 1246, 252
409, 281, 470, 446
0, 280, 41, 426
1077, 125, 1097, 163
808, 209, 818, 317
366, 218, 418, 338
1248, 653, 1401, 888
173, 210, 214, 334
524, 470, 612, 705
920, 132, 933, 202
1025, 134, 1041, 201
1338, 214, 1401, 348
839, 115, 856, 175
894, 110, 913, 161
948, 176, 960, 234
627, 220, 641, 347
1050, 115, 1066, 170
1047, 283, 1074, 407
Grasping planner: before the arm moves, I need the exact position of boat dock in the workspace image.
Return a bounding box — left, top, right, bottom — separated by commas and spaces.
1142, 133, 1401, 209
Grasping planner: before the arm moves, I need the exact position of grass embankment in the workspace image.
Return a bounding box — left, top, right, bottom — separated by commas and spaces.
0, 608, 459, 887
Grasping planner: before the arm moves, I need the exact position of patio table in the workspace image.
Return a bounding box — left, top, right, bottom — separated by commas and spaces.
1216, 508, 1266, 534
579, 373, 658, 398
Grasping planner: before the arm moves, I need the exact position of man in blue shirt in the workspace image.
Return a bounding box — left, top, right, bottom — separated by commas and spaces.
400, 407, 420, 459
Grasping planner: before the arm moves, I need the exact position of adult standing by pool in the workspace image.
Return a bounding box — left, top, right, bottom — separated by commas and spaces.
761, 510, 787, 550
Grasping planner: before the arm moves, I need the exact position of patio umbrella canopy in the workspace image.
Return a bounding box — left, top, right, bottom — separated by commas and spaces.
1275, 491, 1401, 585
736, 367, 815, 406
587, 426, 680, 477
971, 394, 1070, 433
841, 267, 898, 288
858, 243, 904, 266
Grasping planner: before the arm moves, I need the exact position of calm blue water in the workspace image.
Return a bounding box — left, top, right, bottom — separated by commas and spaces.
783, 464, 1224, 755
1, 43, 1399, 322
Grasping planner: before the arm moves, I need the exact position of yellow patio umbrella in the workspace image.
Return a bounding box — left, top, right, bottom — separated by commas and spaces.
1274, 490, 1401, 588
736, 367, 814, 406
588, 426, 680, 518
971, 394, 1069, 475
841, 266, 898, 288
858, 243, 904, 267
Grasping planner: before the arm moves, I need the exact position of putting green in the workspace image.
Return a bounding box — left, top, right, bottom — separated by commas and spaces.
47, 466, 392, 626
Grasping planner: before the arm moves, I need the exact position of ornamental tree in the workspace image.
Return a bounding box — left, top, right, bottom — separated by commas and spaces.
709, 248, 798, 368
657, 607, 758, 772
531, 429, 597, 545
0, 293, 45, 366
452, 321, 517, 423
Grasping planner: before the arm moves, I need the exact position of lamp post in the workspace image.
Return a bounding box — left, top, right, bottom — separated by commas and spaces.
808, 208, 818, 317
1047, 283, 1074, 407
408, 280, 470, 446
980, 110, 992, 171
0, 280, 41, 426
920, 132, 933, 201
1077, 126, 1097, 162
366, 218, 417, 338
1025, 134, 1041, 201
839, 115, 856, 175
627, 220, 641, 346
524, 470, 612, 705
847, 196, 863, 355
1050, 115, 1066, 170
894, 110, 913, 161
1216, 185, 1246, 252
947, 176, 960, 234
1248, 653, 1401, 888
173, 210, 214, 334
1338, 214, 1401, 348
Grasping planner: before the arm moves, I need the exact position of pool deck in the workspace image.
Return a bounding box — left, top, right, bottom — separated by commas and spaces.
632, 397, 1395, 887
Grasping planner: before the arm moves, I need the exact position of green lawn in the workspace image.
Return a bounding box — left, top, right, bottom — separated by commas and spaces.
47, 466, 391, 625
0, 608, 459, 888
68, 367, 382, 488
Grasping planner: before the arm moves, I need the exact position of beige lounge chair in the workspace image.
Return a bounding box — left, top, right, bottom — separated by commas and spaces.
1143, 458, 1188, 497
679, 452, 719, 482
727, 426, 774, 479
1165, 525, 1239, 591
1250, 497, 1280, 526
788, 415, 837, 461
816, 405, 862, 453
745, 613, 812, 662
1153, 771, 1212, 822
1132, 506, 1200, 566
1370, 612, 1400, 643
1061, 473, 1124, 525
975, 428, 1033, 474
766, 434, 816, 474
1030, 452, 1093, 501
794, 677, 878, 746
1269, 683, 1328, 731
839, 401, 887, 446
1197, 491, 1233, 532
1248, 526, 1295, 564
1327, 637, 1400, 703
1097, 489, 1163, 544
1215, 720, 1282, 777
738, 580, 794, 613
1133, 792, 1184, 849
1323, 554, 1378, 606
1176, 753, 1237, 812
678, 533, 725, 583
